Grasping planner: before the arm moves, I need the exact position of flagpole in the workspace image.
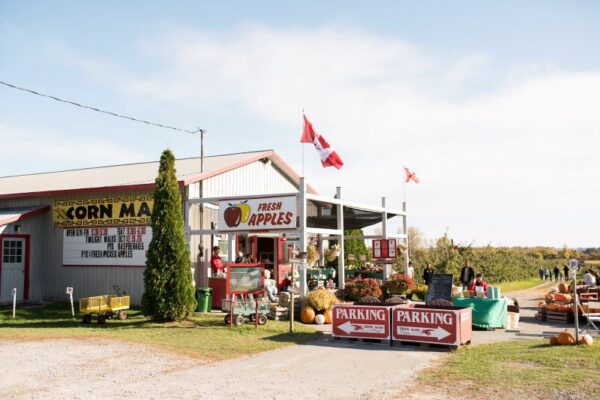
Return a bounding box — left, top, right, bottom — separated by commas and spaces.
302, 109, 305, 178
402, 166, 407, 202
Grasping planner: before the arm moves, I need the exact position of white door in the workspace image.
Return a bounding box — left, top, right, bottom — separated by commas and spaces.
1, 238, 25, 303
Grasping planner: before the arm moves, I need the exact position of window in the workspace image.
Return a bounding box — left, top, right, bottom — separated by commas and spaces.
2, 240, 23, 264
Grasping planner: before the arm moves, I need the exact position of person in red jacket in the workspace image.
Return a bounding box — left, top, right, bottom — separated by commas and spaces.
468, 273, 489, 295
210, 246, 225, 276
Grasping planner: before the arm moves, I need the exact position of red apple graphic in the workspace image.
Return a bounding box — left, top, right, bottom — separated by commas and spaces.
224, 203, 242, 227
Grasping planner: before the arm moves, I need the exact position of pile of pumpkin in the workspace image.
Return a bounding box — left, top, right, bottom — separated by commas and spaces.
548, 329, 594, 347
538, 283, 574, 313
300, 288, 340, 325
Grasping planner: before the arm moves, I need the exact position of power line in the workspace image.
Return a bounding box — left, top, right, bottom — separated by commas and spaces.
0, 80, 204, 135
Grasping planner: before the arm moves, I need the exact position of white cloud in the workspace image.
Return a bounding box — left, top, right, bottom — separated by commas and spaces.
0, 125, 148, 176
24, 25, 600, 246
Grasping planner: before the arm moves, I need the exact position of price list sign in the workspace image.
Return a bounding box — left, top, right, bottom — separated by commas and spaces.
372, 239, 397, 259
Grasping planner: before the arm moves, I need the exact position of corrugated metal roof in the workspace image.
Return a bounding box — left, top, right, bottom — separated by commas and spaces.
0, 150, 277, 198
0, 205, 50, 226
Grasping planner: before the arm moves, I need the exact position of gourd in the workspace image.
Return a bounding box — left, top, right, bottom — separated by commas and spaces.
580, 334, 594, 347
557, 330, 575, 345
558, 282, 569, 294
300, 306, 316, 324
546, 303, 559, 311
323, 308, 333, 324
315, 314, 325, 325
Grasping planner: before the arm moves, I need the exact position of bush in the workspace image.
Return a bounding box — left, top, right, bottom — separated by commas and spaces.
304, 288, 340, 312
344, 278, 382, 301
384, 273, 417, 296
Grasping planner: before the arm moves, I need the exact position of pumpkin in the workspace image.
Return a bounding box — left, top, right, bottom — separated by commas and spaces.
557, 305, 571, 313
300, 306, 316, 324
580, 334, 594, 347
549, 336, 559, 345
554, 293, 571, 302
323, 308, 333, 324
557, 330, 575, 345
559, 282, 569, 294
546, 303, 559, 311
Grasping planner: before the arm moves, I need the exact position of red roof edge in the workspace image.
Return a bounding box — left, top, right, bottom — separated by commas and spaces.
0, 205, 50, 227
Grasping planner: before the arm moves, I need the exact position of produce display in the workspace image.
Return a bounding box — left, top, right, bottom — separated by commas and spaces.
548, 330, 594, 347
300, 289, 341, 325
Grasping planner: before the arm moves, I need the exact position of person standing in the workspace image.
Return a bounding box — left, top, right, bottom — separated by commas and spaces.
460, 261, 475, 289
210, 246, 225, 276
405, 261, 415, 279
423, 263, 434, 285
539, 266, 545, 281
553, 265, 560, 282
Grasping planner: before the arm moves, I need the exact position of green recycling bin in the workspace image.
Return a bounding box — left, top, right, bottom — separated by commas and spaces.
196, 288, 212, 313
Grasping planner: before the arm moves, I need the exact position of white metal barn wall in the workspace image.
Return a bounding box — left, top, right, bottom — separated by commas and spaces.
187, 160, 299, 286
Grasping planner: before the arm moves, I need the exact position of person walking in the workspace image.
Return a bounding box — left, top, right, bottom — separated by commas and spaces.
553, 265, 560, 282
563, 264, 570, 281
460, 261, 475, 289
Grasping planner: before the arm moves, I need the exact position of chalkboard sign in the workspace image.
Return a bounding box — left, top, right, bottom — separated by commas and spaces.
226, 263, 264, 294
425, 274, 454, 304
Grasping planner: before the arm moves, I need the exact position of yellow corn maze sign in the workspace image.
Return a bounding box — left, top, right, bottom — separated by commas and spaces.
53, 195, 153, 227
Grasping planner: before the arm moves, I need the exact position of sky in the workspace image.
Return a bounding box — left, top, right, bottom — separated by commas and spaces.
1, 1, 599, 247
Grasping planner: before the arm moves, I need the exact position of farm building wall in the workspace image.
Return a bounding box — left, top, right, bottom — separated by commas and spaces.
0, 158, 299, 305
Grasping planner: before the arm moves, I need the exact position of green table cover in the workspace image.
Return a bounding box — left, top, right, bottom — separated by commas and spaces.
452, 297, 508, 329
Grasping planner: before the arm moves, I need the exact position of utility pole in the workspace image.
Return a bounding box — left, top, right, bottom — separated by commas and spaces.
199, 129, 207, 282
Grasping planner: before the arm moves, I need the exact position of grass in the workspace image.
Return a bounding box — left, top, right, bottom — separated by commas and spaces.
0, 302, 319, 361
496, 278, 544, 293
418, 339, 600, 399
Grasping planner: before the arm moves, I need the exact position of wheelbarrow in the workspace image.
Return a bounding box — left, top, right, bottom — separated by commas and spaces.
79, 295, 131, 324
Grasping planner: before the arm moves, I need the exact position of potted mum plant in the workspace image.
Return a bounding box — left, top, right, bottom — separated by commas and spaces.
383, 273, 417, 297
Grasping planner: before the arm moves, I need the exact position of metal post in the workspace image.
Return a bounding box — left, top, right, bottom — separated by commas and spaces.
382, 197, 391, 280
336, 186, 345, 289
573, 261, 579, 345
199, 129, 206, 284
402, 201, 409, 272
66, 287, 75, 321
289, 261, 295, 333
299, 177, 308, 295
12, 288, 16, 319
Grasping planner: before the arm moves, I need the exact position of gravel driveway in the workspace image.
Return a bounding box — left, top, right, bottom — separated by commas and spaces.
0, 336, 440, 400
0, 283, 560, 400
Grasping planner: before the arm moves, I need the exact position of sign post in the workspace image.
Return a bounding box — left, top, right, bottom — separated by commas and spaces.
569, 259, 579, 345
11, 288, 17, 319
66, 287, 75, 320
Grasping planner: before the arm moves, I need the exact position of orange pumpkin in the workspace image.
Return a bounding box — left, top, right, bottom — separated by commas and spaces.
549, 336, 558, 345
559, 283, 569, 294
323, 308, 333, 324
557, 305, 571, 313
554, 293, 571, 302
300, 306, 316, 324
557, 330, 575, 345
546, 303, 559, 311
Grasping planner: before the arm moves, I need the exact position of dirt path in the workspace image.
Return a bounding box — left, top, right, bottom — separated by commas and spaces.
0, 283, 567, 400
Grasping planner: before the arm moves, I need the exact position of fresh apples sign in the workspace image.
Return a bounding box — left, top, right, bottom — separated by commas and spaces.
218, 196, 297, 232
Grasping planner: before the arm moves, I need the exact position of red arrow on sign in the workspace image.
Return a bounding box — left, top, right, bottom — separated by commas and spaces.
338, 321, 386, 335
395, 326, 451, 340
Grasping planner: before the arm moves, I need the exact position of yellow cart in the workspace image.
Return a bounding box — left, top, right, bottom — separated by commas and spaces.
79, 295, 131, 324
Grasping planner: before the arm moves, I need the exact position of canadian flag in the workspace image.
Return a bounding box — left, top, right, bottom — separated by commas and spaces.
404, 166, 420, 183
300, 115, 344, 169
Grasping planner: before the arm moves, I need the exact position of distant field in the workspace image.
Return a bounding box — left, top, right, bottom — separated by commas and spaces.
585, 260, 600, 265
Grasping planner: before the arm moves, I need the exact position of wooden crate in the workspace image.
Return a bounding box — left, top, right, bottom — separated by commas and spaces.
546, 310, 573, 324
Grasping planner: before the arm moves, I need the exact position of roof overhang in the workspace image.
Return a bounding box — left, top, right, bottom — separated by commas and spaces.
0, 205, 50, 227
